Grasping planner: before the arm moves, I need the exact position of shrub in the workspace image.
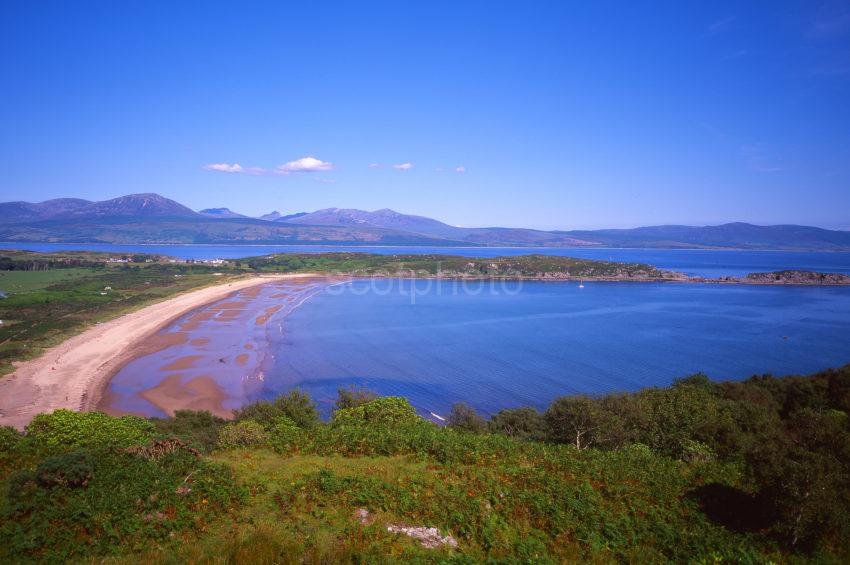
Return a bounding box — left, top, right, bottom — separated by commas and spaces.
123, 437, 201, 460
218, 420, 269, 449
682, 439, 715, 463
35, 450, 95, 488
447, 402, 487, 433
0, 426, 22, 452
232, 400, 282, 430
332, 397, 418, 426
545, 395, 619, 450
0, 448, 243, 562
334, 385, 378, 411
488, 407, 545, 440
234, 389, 320, 429
26, 409, 154, 449
151, 410, 227, 452
273, 389, 320, 428
268, 416, 306, 453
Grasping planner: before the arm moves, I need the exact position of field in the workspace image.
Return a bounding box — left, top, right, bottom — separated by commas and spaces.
0, 269, 93, 295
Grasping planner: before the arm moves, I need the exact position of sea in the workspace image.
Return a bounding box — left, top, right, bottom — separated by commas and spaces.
9, 243, 850, 418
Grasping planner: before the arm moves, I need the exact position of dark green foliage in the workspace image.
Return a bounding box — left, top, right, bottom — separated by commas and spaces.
0, 426, 22, 452
334, 385, 378, 411
243, 252, 672, 280
745, 407, 850, 551
234, 389, 319, 430
488, 407, 545, 440
0, 447, 243, 562
447, 402, 487, 433
151, 410, 227, 452
544, 395, 622, 449
267, 416, 306, 453
513, 364, 850, 555
34, 450, 95, 488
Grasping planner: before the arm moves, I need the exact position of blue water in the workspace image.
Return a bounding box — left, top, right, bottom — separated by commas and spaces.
3, 242, 850, 278
263, 279, 850, 418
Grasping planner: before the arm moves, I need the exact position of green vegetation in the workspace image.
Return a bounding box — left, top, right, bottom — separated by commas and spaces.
240, 251, 681, 280
1, 366, 849, 563
0, 250, 246, 375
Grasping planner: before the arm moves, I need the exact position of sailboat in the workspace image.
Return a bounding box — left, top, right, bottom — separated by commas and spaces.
578, 280, 585, 288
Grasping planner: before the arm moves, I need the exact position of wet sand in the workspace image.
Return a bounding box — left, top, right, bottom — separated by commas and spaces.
139, 374, 231, 418
0, 274, 317, 429
101, 276, 340, 419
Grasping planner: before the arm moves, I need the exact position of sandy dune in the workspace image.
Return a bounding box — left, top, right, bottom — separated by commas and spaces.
0, 274, 312, 429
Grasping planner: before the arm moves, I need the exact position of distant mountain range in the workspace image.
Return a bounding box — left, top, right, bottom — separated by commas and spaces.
1, 193, 848, 250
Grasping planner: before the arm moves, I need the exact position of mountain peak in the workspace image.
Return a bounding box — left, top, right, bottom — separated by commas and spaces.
82, 193, 198, 218
199, 207, 247, 219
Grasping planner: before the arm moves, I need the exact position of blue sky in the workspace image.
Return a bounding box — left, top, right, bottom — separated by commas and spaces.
1, 1, 849, 230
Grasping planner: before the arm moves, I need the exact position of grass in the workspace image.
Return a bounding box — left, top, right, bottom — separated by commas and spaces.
0, 269, 93, 295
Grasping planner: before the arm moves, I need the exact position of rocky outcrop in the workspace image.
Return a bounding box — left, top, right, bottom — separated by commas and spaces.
744, 270, 850, 285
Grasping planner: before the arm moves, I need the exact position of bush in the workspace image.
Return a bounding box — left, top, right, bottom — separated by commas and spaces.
273, 389, 320, 428
0, 426, 22, 452
447, 402, 487, 433
151, 410, 227, 452
1, 448, 243, 562
35, 450, 95, 488
332, 397, 418, 426
218, 420, 269, 449
26, 409, 154, 449
545, 395, 619, 450
234, 389, 320, 429
232, 400, 282, 430
488, 407, 545, 440
268, 416, 306, 453
334, 386, 378, 411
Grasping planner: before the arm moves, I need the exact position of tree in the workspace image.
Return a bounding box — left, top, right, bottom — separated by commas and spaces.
234, 389, 319, 429
334, 386, 378, 412
447, 402, 487, 433
488, 407, 545, 440
544, 396, 619, 450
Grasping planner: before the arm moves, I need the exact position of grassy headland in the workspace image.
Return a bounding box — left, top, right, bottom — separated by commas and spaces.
236, 251, 686, 280
1, 366, 848, 562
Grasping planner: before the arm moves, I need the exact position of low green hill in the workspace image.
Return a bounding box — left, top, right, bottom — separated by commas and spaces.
2, 366, 848, 563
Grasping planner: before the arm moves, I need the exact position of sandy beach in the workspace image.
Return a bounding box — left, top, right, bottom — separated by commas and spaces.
0, 274, 314, 429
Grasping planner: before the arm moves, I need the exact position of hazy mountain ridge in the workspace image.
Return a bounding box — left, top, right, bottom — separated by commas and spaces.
199, 207, 247, 219
1, 193, 848, 250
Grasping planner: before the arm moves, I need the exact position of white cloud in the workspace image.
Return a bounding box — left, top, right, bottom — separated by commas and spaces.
454, 166, 466, 173
203, 163, 244, 173
313, 177, 337, 184
392, 162, 414, 170
276, 156, 334, 175
368, 163, 382, 168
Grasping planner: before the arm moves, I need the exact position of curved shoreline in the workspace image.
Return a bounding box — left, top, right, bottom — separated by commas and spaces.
0, 274, 316, 429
